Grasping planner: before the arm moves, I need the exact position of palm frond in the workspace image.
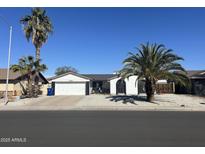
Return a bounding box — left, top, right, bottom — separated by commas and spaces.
20, 7, 53, 58
120, 42, 189, 87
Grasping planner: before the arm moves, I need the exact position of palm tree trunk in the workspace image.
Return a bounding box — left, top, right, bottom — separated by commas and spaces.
36, 47, 40, 61
35, 46, 41, 97
27, 79, 30, 97
27, 75, 33, 98
145, 79, 156, 102
34, 75, 39, 97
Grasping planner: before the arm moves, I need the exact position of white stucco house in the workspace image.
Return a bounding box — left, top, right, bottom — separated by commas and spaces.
48, 73, 90, 95
47, 72, 169, 96
109, 75, 139, 95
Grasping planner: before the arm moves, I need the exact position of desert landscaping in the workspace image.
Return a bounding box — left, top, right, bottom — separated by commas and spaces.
0, 94, 205, 111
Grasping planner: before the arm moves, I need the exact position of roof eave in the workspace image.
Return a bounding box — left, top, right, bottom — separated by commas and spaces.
48, 72, 91, 81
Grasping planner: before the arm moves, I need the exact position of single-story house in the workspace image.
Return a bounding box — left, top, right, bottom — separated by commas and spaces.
0, 68, 48, 97
175, 70, 205, 96
1, 68, 204, 97
47, 72, 171, 96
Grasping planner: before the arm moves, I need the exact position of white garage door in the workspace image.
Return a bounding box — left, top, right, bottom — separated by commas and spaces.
55, 82, 86, 95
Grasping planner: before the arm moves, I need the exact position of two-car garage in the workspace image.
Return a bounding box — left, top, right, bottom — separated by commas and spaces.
49, 72, 90, 96
54, 82, 87, 95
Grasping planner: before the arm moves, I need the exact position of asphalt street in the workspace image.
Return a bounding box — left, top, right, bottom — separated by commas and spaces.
0, 111, 205, 146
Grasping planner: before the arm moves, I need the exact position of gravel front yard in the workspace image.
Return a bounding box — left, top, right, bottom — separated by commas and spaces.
74, 94, 205, 111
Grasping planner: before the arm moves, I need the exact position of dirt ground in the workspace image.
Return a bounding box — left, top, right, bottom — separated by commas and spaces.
75, 94, 205, 108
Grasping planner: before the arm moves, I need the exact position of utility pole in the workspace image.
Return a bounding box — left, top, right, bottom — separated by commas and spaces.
4, 26, 12, 104
0, 15, 13, 105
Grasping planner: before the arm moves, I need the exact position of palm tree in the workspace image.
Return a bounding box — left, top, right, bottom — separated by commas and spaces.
20, 8, 53, 61
120, 43, 190, 102
10, 56, 47, 97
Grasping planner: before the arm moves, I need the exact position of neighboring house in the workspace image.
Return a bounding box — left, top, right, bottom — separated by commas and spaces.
0, 68, 48, 97
175, 70, 205, 96
47, 72, 171, 96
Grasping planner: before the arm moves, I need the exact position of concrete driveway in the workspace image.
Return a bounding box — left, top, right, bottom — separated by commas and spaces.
25, 96, 84, 106
0, 96, 84, 110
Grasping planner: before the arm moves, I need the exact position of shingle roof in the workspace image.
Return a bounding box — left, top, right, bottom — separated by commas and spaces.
47, 72, 118, 81
0, 68, 48, 83
47, 72, 91, 81
82, 74, 118, 81
0, 69, 21, 80
47, 70, 205, 81
186, 70, 205, 78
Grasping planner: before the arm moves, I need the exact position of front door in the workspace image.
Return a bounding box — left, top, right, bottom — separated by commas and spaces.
116, 79, 126, 94
138, 80, 146, 94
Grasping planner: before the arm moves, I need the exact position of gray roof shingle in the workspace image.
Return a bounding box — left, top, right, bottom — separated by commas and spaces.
82, 74, 118, 81
0, 69, 21, 80
0, 68, 48, 83
47, 72, 118, 81
186, 70, 205, 78
174, 70, 205, 79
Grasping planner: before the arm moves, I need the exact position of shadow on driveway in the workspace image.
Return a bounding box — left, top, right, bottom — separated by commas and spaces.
106, 95, 160, 105
105, 95, 144, 105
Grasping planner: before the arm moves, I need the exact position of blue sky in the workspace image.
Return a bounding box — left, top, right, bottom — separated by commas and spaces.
0, 8, 205, 77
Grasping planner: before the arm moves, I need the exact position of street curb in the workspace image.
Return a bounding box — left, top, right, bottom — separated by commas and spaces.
1, 105, 205, 112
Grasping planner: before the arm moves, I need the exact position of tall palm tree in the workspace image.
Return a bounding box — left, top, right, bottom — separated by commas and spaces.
10, 56, 47, 97
20, 8, 53, 61
120, 43, 190, 102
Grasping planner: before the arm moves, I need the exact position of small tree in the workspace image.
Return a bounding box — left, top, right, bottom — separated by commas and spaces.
10, 56, 47, 97
55, 66, 78, 76
120, 43, 190, 102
